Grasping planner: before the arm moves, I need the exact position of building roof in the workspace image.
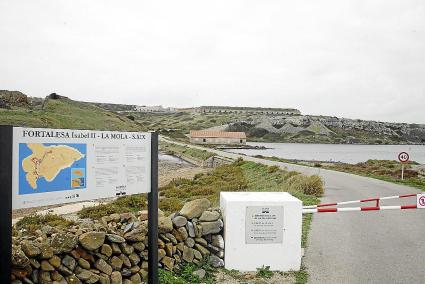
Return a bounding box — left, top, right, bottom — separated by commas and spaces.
190, 130, 246, 139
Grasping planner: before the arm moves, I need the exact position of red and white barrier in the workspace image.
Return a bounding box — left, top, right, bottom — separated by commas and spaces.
303, 193, 417, 209
303, 204, 417, 214
303, 193, 424, 214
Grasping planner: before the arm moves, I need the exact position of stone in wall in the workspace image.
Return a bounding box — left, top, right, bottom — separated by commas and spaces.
11, 198, 224, 283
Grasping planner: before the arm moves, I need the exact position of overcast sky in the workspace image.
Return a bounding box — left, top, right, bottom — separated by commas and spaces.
1, 1, 424, 123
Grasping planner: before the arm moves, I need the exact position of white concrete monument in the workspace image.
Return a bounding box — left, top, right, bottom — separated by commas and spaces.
220, 192, 302, 271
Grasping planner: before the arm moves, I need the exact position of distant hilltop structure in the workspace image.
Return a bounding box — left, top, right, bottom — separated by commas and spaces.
195, 106, 301, 115
134, 105, 176, 113
86, 102, 177, 113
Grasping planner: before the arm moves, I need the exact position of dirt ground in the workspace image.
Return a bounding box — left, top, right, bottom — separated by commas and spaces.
158, 159, 210, 187
213, 270, 295, 284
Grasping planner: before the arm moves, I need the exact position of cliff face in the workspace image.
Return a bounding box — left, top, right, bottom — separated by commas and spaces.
316, 116, 425, 143
228, 115, 425, 144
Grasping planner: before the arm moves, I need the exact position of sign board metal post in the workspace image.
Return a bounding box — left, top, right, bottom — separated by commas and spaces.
148, 132, 159, 284
0, 125, 12, 284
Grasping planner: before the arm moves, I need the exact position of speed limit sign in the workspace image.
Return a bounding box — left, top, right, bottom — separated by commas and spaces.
418, 194, 425, 209
398, 152, 409, 163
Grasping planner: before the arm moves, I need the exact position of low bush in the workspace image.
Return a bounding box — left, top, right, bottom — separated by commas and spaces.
16, 214, 75, 233
302, 175, 324, 197
268, 165, 280, 173
288, 175, 324, 197
256, 265, 274, 279
159, 261, 214, 284
78, 195, 147, 219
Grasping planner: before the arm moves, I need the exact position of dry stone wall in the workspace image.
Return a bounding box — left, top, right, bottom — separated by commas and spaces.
11, 198, 224, 284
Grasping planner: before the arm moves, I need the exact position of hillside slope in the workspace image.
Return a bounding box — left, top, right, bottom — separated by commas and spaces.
0, 91, 145, 131
128, 109, 425, 144
2, 91, 424, 144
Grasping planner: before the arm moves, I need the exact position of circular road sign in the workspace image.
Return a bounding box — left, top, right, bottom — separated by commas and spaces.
419, 195, 425, 208
398, 152, 410, 163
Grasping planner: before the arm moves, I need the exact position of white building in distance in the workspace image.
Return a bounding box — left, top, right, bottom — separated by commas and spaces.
134, 105, 176, 113
190, 130, 247, 145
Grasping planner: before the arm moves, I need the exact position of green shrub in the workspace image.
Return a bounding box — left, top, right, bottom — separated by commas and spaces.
302, 175, 324, 196
78, 204, 123, 219
268, 165, 280, 173
160, 198, 185, 214
193, 173, 204, 180
78, 195, 147, 219
284, 171, 300, 180
288, 175, 324, 197
256, 265, 274, 279
114, 194, 147, 209
16, 214, 75, 233
159, 260, 214, 284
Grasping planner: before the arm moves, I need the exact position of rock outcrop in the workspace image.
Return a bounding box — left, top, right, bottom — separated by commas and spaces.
0, 90, 29, 107
228, 115, 425, 144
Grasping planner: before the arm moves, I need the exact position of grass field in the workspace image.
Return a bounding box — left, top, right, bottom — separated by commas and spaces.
0, 98, 144, 131
160, 140, 215, 161
77, 160, 321, 219
320, 159, 425, 191
258, 155, 425, 192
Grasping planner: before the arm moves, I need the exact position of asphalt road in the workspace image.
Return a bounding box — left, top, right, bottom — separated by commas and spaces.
303, 170, 425, 284
162, 138, 425, 283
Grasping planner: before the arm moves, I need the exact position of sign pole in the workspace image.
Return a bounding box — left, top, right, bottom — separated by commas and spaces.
0, 126, 13, 284
401, 164, 404, 181
148, 132, 159, 284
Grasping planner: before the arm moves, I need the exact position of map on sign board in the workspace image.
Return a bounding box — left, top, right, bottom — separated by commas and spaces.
19, 143, 87, 195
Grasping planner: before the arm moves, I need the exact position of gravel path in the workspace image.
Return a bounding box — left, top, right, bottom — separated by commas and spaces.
214, 270, 295, 284
158, 160, 209, 187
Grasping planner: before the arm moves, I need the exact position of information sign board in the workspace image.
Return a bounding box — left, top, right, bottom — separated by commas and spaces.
0, 126, 159, 284
12, 127, 152, 209
245, 206, 284, 244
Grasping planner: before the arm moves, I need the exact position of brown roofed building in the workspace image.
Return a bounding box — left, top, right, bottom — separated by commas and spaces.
189, 130, 247, 145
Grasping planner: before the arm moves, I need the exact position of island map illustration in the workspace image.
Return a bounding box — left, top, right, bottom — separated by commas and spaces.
19, 143, 87, 195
